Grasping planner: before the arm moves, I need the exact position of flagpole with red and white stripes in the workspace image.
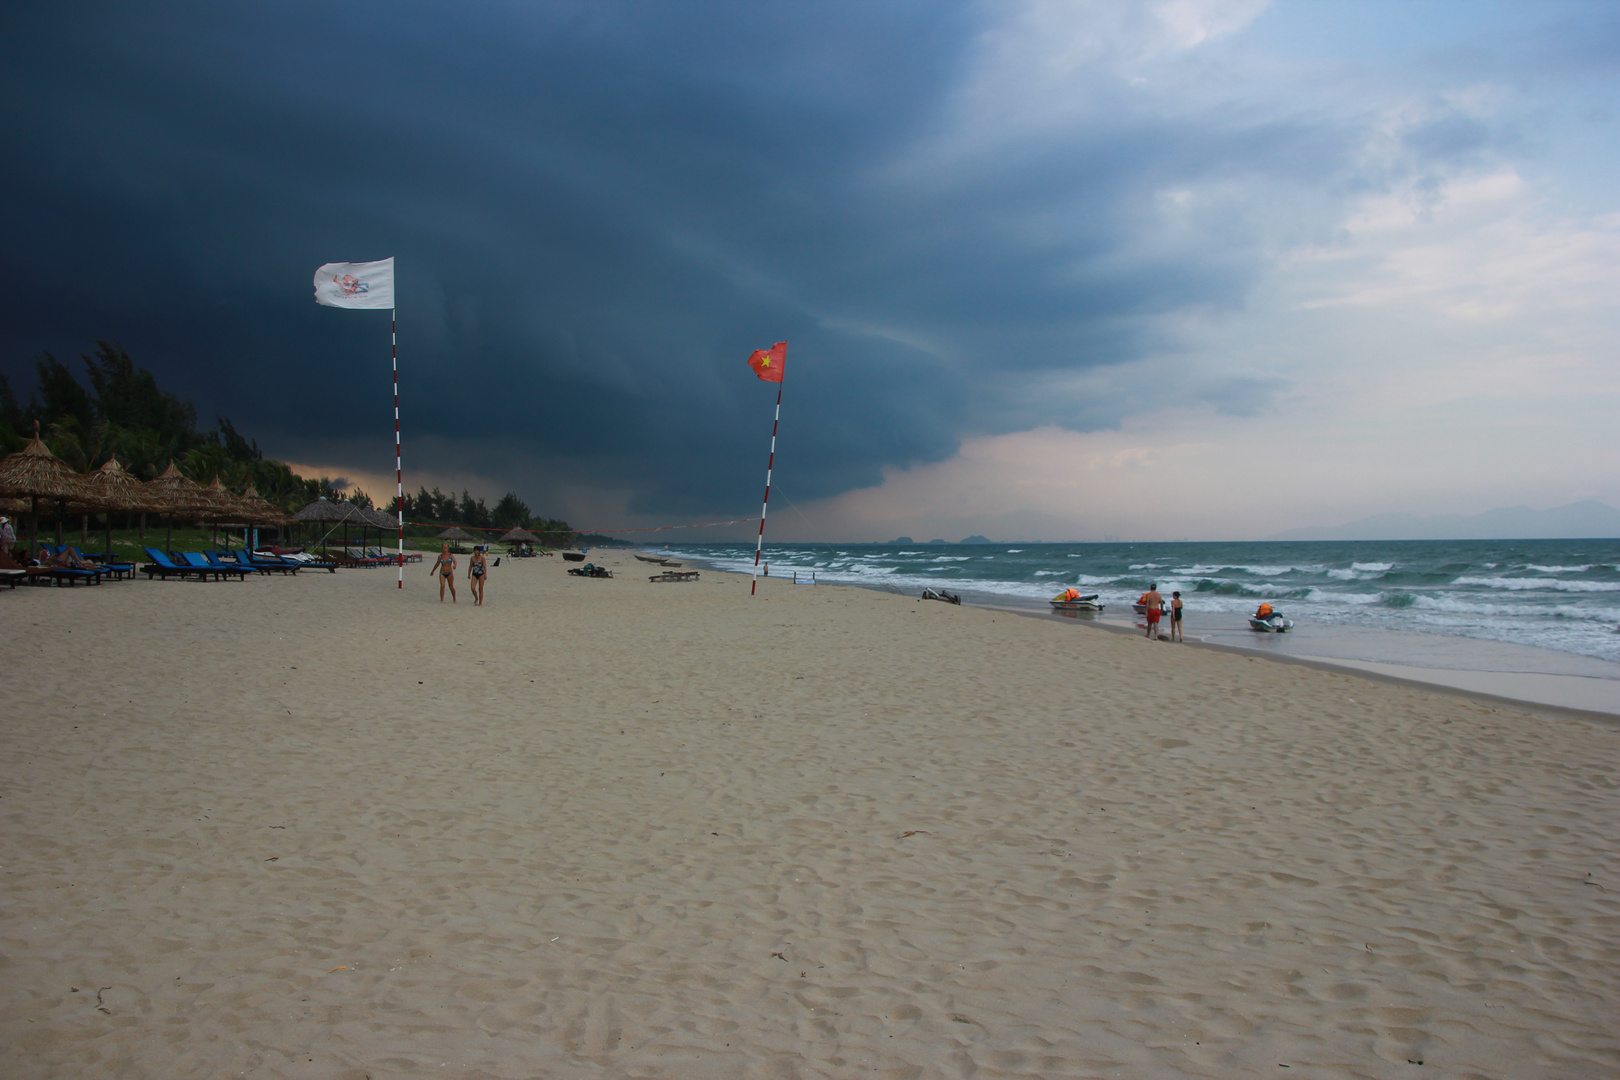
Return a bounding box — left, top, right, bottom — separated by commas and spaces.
393, 309, 403, 588
746, 342, 787, 596
751, 379, 784, 595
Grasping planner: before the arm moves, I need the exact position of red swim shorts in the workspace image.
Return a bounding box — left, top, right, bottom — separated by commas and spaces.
1146, 609, 1161, 623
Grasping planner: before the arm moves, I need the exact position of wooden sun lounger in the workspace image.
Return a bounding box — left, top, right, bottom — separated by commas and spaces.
649, 570, 699, 582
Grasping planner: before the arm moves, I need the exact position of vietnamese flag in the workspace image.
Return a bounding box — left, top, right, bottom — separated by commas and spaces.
747, 341, 786, 383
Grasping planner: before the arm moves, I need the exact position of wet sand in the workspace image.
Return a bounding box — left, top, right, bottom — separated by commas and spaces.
994, 599, 1620, 720
3, 552, 1618, 1078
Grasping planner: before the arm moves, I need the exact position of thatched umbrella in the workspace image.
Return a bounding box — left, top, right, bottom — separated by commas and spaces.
203, 483, 289, 551
359, 505, 402, 558
499, 527, 538, 554
202, 475, 261, 547
144, 461, 223, 553
436, 525, 473, 552
237, 484, 290, 533
77, 457, 163, 561
0, 422, 90, 556
366, 505, 401, 530
294, 497, 373, 553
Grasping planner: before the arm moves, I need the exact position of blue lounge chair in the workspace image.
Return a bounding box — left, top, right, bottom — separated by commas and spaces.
34, 547, 104, 585
242, 550, 298, 572
217, 550, 292, 575
142, 547, 209, 580
69, 545, 134, 580
268, 551, 338, 573
179, 552, 251, 580
207, 550, 270, 576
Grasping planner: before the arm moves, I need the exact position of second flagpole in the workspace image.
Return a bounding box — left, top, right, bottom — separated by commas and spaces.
751, 377, 784, 596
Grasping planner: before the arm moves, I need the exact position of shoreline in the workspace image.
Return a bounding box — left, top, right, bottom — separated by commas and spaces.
1020, 606, 1620, 724
701, 556, 1620, 722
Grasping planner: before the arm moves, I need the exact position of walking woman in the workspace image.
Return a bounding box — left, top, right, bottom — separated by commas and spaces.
430, 543, 457, 603
468, 545, 488, 606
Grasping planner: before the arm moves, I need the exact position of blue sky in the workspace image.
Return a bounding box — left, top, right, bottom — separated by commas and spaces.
2, 1, 1615, 539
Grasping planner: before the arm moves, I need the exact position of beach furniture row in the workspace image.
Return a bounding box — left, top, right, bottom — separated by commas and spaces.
4, 541, 428, 589
140, 547, 339, 580
1, 543, 134, 587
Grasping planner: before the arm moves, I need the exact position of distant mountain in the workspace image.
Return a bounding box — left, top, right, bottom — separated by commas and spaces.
1267, 501, 1620, 541
959, 535, 991, 544
886, 536, 914, 545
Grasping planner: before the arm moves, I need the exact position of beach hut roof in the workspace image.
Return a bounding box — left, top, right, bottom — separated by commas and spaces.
0, 422, 89, 502
499, 528, 539, 542
204, 475, 256, 522
292, 497, 371, 524
237, 484, 290, 526
436, 526, 474, 540
143, 461, 219, 517
64, 457, 162, 515
362, 506, 400, 530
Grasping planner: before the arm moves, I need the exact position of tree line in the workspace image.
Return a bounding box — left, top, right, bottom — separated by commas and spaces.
402, 487, 573, 547
0, 341, 572, 543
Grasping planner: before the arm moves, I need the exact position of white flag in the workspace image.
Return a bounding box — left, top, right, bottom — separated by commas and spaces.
313, 257, 395, 309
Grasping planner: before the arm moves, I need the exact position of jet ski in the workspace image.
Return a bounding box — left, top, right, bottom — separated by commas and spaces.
1248, 612, 1293, 632
1051, 590, 1104, 612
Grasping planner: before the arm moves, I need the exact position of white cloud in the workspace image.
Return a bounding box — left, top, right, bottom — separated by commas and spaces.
1292, 170, 1620, 321
890, 0, 1271, 174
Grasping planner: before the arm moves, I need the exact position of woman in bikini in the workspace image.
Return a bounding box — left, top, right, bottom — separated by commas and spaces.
468, 545, 488, 606
430, 543, 457, 602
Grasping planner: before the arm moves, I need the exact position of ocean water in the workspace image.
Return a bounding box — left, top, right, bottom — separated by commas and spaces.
656, 539, 1620, 664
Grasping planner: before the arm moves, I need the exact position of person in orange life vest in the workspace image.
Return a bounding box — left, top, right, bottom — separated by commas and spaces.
1255, 602, 1274, 619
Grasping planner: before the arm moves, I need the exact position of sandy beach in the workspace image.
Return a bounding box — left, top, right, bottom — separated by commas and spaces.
3, 552, 1618, 1079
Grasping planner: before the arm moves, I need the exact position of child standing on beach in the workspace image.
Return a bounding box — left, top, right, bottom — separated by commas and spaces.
430, 543, 457, 603
468, 546, 488, 606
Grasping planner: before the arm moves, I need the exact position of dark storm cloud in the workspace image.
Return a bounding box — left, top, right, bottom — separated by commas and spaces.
2, 0, 1546, 519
